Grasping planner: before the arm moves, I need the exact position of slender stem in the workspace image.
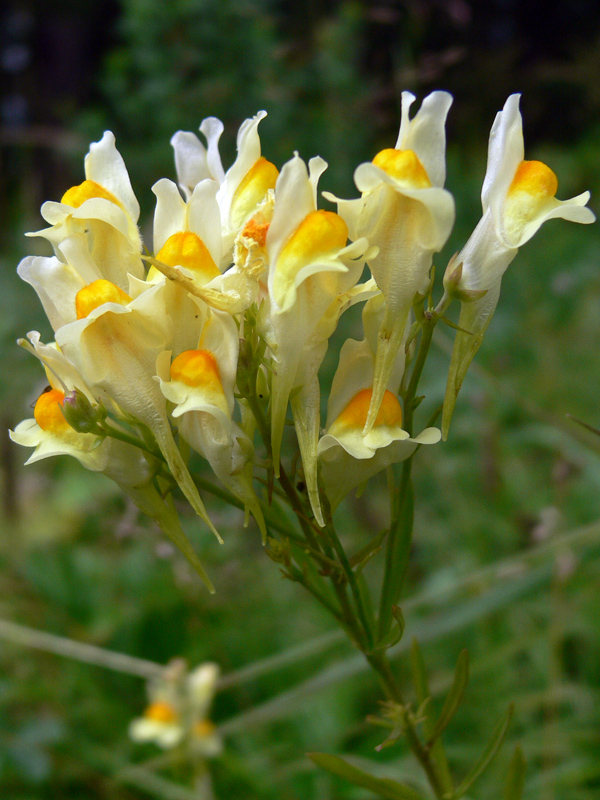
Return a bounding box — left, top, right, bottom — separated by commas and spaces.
403, 317, 435, 436
101, 422, 165, 462
324, 514, 374, 651
377, 458, 414, 641
246, 390, 323, 552
378, 307, 439, 641
367, 650, 446, 798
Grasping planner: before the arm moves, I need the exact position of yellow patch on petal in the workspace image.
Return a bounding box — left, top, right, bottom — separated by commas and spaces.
503, 160, 559, 241
170, 350, 223, 394
508, 160, 558, 199
34, 389, 70, 433
372, 149, 432, 189
278, 210, 348, 273
231, 157, 279, 229
335, 389, 402, 431
143, 701, 179, 724
61, 179, 123, 209
75, 279, 132, 319
156, 232, 220, 282
192, 719, 216, 738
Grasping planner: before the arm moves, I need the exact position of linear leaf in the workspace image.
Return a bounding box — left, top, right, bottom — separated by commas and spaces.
409, 639, 455, 796
453, 703, 514, 799
307, 752, 425, 800
504, 746, 526, 800
427, 649, 469, 745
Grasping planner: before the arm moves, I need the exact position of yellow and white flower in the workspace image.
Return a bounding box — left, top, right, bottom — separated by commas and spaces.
29, 131, 144, 286
329, 91, 455, 434
318, 330, 440, 510
263, 153, 371, 476
149, 174, 266, 316
130, 660, 222, 757
10, 332, 217, 590
158, 309, 266, 540
48, 275, 220, 546
442, 94, 595, 438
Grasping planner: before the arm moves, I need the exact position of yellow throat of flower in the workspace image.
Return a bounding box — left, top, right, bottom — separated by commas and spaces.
508, 160, 558, 198
281, 210, 347, 264
75, 279, 132, 319
34, 389, 70, 433
230, 157, 279, 230
333, 388, 403, 432
503, 160, 558, 241
170, 350, 224, 395
61, 179, 123, 209
372, 149, 432, 189
156, 232, 220, 282
143, 701, 179, 724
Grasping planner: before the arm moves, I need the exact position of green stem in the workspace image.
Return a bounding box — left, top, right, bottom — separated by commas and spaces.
323, 511, 375, 651
378, 306, 440, 641
377, 457, 414, 641
367, 650, 446, 799
101, 421, 165, 462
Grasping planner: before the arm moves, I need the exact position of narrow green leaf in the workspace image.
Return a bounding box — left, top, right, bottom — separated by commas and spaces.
453, 704, 514, 799
307, 753, 425, 800
504, 746, 526, 800
350, 530, 387, 569
409, 639, 455, 795
427, 649, 469, 745
441, 316, 474, 335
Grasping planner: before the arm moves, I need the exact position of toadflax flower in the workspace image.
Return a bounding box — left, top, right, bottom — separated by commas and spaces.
29, 131, 144, 287
317, 313, 440, 510
157, 306, 266, 540
329, 91, 455, 435
10, 333, 216, 588
130, 660, 222, 757
442, 94, 595, 438
262, 153, 371, 477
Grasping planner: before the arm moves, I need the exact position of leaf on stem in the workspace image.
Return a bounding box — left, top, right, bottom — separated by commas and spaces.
504, 746, 526, 800
350, 530, 387, 571
426, 649, 469, 746
452, 703, 514, 799
409, 639, 454, 795
307, 752, 426, 800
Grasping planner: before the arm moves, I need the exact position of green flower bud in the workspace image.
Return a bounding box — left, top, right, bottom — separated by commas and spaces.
62, 389, 106, 434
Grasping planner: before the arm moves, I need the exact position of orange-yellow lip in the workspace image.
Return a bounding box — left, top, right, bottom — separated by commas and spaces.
334, 388, 402, 431
34, 388, 70, 433
75, 279, 132, 320
170, 349, 223, 393
61, 179, 123, 209
372, 149, 431, 189
156, 232, 220, 281
508, 160, 558, 199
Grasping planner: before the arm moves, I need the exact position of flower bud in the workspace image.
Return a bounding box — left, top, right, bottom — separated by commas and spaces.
62, 389, 106, 434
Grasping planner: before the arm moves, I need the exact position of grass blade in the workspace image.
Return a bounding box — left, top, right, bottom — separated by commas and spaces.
308, 752, 425, 800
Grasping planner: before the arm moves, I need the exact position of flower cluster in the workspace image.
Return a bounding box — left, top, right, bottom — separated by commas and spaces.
11, 94, 594, 586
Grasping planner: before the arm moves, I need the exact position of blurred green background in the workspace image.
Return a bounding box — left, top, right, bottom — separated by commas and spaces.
2, 1, 600, 798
